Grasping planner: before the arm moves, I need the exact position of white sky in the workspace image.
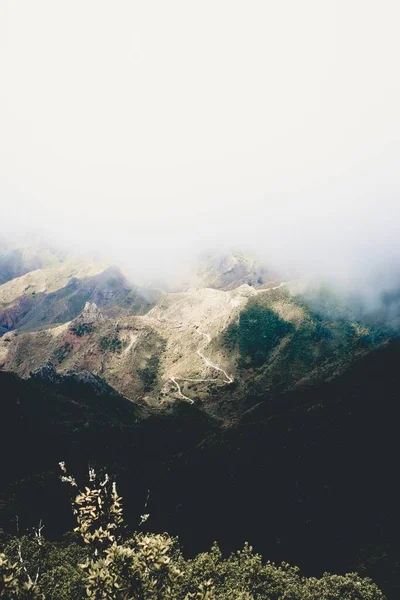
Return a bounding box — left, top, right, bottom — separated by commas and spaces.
1, 1, 400, 282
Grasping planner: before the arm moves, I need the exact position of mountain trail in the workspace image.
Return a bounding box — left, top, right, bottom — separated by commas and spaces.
123, 332, 137, 356
196, 331, 233, 383
168, 328, 233, 402
170, 376, 194, 403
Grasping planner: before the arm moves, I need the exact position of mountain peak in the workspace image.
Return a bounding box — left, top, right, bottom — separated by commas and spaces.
76, 302, 105, 324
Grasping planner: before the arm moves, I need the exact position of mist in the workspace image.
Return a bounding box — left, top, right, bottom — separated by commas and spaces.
1, 1, 400, 295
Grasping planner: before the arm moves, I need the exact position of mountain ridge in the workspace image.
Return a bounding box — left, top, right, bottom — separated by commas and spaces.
0, 244, 396, 419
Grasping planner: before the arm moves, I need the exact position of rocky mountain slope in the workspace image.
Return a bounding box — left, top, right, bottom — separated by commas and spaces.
0, 241, 66, 285
0, 252, 155, 335
182, 251, 281, 291
1, 243, 400, 597
2, 340, 400, 597
0, 245, 395, 417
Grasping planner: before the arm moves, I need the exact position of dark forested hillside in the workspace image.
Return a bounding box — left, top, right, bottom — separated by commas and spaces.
0, 369, 218, 538
1, 341, 400, 596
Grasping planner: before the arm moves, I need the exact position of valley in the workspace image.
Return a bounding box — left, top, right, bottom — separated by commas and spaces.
0, 247, 391, 418
0, 243, 399, 597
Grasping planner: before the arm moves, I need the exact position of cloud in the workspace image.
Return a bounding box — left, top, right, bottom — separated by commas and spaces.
1, 0, 400, 290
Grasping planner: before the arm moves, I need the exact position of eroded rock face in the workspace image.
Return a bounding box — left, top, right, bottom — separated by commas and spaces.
75, 302, 105, 324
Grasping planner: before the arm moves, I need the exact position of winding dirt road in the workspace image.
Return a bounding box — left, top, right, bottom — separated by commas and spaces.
196, 332, 233, 384
168, 281, 292, 402
123, 333, 137, 356
169, 329, 233, 402
170, 376, 194, 403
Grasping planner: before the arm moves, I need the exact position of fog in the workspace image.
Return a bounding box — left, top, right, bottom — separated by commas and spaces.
1, 1, 400, 292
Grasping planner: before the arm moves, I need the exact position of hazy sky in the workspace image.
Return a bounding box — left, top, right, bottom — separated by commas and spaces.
1, 1, 400, 283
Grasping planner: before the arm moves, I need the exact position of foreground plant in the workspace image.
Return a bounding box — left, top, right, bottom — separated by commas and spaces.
60, 463, 185, 599
0, 463, 387, 599
0, 520, 44, 599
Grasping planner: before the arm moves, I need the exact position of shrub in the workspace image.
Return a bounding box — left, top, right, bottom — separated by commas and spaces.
52, 342, 73, 364
70, 323, 93, 337
99, 335, 122, 353
0, 464, 386, 599
138, 356, 160, 392
1, 536, 87, 600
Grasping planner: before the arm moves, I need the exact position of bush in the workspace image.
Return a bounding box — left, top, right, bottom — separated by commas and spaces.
70, 323, 93, 337
0, 465, 386, 599
52, 342, 73, 364
138, 356, 160, 392
1, 536, 87, 599
99, 335, 122, 353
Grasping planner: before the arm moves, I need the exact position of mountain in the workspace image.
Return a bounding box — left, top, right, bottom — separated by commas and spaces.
0, 242, 66, 285
0, 367, 217, 538
152, 339, 400, 598
1, 243, 400, 596
0, 251, 156, 335
183, 251, 281, 291
0, 245, 396, 419
1, 340, 400, 597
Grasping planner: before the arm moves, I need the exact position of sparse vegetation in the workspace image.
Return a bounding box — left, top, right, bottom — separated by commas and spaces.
70, 323, 93, 337
138, 356, 160, 392
99, 334, 122, 353
52, 342, 73, 364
